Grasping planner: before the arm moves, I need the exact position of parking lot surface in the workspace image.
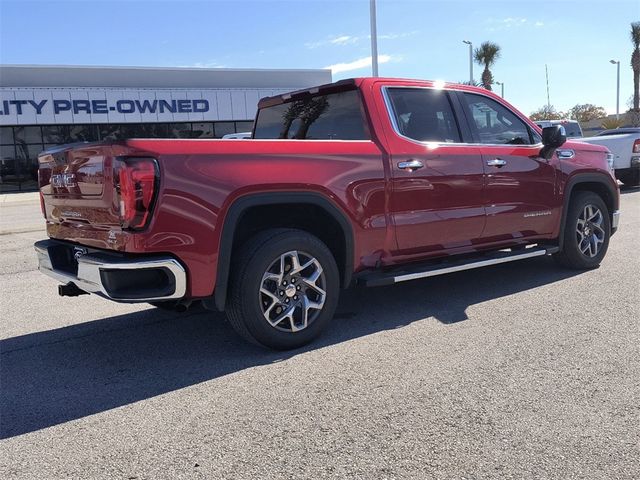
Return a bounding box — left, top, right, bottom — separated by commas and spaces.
1, 190, 639, 479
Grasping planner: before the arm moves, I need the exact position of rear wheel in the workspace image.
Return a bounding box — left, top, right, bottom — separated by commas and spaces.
226, 229, 339, 350
554, 191, 610, 269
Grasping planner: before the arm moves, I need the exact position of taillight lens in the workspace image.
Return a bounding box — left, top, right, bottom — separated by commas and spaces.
114, 157, 158, 230
39, 191, 46, 219
633, 139, 640, 153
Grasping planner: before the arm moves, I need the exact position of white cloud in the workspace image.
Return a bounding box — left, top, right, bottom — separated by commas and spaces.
378, 31, 419, 40
485, 17, 544, 31
306, 31, 418, 49
502, 17, 528, 26
305, 35, 359, 49
330, 35, 357, 45
179, 61, 227, 68
325, 54, 394, 74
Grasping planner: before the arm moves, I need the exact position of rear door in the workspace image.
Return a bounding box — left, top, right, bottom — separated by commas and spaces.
458, 92, 560, 241
377, 85, 486, 257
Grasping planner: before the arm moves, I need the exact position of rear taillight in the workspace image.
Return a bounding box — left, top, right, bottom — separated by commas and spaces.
39, 191, 46, 219
114, 157, 158, 230
633, 139, 640, 153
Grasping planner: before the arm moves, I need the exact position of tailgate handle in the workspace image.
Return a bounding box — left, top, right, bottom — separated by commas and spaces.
398, 159, 424, 171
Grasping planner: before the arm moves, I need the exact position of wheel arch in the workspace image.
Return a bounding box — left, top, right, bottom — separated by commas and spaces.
212, 192, 355, 311
559, 173, 619, 250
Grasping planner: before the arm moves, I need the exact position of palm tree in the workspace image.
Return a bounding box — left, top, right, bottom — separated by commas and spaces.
631, 22, 640, 111
474, 41, 501, 91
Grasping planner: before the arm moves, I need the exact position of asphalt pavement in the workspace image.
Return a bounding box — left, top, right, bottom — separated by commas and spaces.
1, 190, 639, 479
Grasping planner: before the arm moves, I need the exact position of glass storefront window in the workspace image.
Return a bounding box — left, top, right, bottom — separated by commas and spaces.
15, 143, 45, 160
235, 121, 254, 133
167, 123, 192, 138
1, 127, 14, 144
214, 122, 236, 138
1, 145, 16, 162
192, 123, 214, 138
14, 126, 43, 144
42, 125, 99, 144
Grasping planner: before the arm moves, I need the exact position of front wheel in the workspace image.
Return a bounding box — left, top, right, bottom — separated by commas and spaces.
554, 191, 611, 269
226, 229, 340, 350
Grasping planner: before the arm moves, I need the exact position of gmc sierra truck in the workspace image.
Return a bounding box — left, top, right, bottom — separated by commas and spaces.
35, 78, 620, 349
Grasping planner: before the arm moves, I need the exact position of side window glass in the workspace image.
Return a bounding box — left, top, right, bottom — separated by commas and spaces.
463, 93, 532, 145
386, 88, 461, 143
530, 128, 542, 144
253, 89, 368, 140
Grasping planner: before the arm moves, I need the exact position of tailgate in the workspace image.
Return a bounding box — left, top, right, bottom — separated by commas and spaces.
38, 142, 142, 250
39, 143, 118, 227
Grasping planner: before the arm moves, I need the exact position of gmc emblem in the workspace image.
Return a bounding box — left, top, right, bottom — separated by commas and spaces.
51, 173, 77, 188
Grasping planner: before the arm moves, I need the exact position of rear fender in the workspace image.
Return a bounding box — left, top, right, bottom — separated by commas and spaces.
213, 192, 354, 311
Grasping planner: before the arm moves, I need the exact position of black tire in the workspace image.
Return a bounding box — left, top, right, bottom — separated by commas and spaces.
554, 191, 611, 269
226, 228, 340, 350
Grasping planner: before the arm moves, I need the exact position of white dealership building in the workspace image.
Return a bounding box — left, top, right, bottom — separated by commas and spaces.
0, 65, 331, 192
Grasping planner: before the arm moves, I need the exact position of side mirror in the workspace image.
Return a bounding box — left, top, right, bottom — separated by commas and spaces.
540, 125, 567, 160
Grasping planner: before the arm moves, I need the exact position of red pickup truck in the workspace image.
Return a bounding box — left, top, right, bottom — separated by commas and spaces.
35, 78, 620, 349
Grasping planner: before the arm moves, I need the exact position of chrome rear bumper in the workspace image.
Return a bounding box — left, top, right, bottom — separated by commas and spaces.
35, 239, 186, 302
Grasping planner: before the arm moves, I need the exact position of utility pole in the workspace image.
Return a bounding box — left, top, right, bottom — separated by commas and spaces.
463, 40, 473, 84
545, 64, 551, 108
370, 0, 378, 77
610, 60, 620, 120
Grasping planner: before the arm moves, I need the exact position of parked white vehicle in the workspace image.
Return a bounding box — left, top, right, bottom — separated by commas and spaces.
579, 128, 640, 187
222, 132, 252, 139
535, 119, 583, 138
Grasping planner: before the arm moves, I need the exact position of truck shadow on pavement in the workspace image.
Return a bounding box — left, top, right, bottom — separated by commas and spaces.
1, 256, 580, 439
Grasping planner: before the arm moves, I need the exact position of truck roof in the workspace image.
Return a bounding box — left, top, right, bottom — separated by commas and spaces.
257, 77, 499, 108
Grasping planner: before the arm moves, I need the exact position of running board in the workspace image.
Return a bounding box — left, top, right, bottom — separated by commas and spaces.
361, 246, 560, 287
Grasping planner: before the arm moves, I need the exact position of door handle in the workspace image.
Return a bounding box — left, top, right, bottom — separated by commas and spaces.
397, 159, 424, 171
486, 158, 507, 167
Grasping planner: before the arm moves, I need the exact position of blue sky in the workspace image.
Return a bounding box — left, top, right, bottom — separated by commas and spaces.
1, 0, 637, 116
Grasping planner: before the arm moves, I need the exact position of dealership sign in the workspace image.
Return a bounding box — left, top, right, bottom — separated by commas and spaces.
0, 98, 210, 115
0, 87, 290, 126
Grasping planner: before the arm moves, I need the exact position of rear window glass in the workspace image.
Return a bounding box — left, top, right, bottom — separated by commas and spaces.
253, 89, 368, 140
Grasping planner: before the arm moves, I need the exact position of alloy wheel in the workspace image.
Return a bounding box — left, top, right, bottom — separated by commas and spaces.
258, 250, 326, 332
576, 204, 605, 258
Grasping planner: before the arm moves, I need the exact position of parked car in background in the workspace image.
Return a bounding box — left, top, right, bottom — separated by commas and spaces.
34, 78, 620, 349
579, 127, 640, 187
222, 132, 252, 139
535, 119, 583, 138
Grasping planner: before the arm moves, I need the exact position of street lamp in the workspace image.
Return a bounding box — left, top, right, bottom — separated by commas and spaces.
495, 81, 504, 98
462, 40, 473, 85
370, 0, 378, 77
610, 59, 620, 120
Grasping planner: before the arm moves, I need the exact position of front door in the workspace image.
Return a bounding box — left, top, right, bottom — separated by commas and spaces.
459, 92, 560, 242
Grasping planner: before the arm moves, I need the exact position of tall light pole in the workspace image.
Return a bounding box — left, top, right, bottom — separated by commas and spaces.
463, 40, 473, 84
370, 0, 378, 77
545, 64, 551, 108
495, 81, 504, 98
610, 59, 620, 120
